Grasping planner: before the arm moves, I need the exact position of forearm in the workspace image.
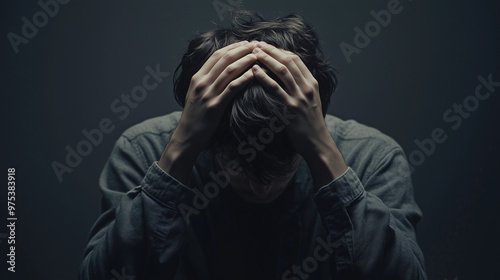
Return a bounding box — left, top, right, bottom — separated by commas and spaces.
158, 129, 202, 186
301, 130, 348, 190
79, 188, 148, 280
80, 163, 196, 279
349, 191, 427, 279
314, 168, 427, 279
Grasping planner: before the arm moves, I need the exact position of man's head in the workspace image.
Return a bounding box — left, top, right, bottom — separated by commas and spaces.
173, 10, 337, 186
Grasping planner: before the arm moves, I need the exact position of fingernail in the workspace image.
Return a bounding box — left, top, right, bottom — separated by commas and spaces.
257, 42, 266, 48
240, 41, 249, 45
253, 48, 261, 53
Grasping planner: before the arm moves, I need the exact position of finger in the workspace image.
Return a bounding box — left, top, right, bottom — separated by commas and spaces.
198, 41, 248, 76
280, 49, 315, 82
252, 47, 298, 94
206, 42, 257, 81
216, 69, 255, 106
252, 64, 293, 103
212, 53, 258, 93
257, 43, 306, 86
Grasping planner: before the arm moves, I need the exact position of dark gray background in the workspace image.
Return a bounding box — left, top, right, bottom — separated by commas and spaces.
1, 0, 499, 279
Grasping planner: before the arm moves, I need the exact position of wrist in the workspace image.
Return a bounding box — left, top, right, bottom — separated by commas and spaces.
158, 134, 202, 185
302, 134, 348, 191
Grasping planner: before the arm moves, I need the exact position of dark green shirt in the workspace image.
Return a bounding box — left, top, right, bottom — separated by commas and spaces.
79, 111, 427, 279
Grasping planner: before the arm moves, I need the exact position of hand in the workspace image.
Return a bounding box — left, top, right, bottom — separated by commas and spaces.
251, 42, 348, 188
159, 41, 258, 184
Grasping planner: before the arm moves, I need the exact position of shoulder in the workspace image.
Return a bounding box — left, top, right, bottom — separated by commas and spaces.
115, 111, 182, 167
324, 114, 406, 180
325, 114, 399, 146
121, 111, 182, 141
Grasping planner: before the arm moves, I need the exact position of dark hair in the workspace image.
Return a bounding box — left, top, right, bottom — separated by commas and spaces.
173, 10, 337, 183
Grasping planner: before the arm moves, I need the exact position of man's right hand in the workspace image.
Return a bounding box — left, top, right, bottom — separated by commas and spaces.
158, 41, 258, 185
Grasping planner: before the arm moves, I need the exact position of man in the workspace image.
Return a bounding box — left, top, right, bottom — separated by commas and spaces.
79, 11, 427, 279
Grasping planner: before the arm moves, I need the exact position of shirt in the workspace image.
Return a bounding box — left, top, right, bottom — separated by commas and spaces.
79, 111, 428, 280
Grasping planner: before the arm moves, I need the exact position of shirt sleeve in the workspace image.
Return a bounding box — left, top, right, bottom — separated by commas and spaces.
78, 135, 195, 280
313, 147, 428, 280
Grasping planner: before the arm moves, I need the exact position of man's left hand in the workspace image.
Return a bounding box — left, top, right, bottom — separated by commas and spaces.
251, 42, 348, 190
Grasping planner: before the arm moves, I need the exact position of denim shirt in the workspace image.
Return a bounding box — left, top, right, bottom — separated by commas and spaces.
79, 111, 428, 280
